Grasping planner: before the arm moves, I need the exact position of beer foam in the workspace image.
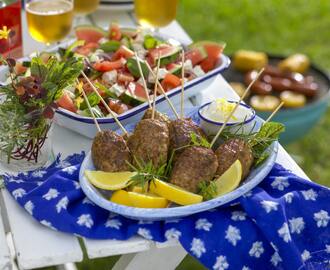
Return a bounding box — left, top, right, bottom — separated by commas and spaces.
26, 0, 73, 15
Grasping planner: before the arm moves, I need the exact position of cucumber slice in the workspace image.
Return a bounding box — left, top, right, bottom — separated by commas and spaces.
120, 90, 147, 106
99, 41, 121, 52
94, 81, 117, 98
154, 46, 181, 66
126, 57, 149, 78
168, 63, 182, 76
143, 34, 163, 49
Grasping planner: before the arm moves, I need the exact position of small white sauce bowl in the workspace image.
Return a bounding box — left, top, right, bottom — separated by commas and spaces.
198, 101, 256, 136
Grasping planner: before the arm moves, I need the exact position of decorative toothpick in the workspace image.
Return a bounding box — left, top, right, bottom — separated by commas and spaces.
76, 79, 101, 133
134, 51, 152, 108
80, 71, 128, 136
152, 55, 161, 120
210, 68, 265, 147
264, 101, 284, 123
145, 62, 180, 119
180, 50, 185, 119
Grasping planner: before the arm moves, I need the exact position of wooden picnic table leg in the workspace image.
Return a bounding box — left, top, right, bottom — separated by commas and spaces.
112, 244, 187, 270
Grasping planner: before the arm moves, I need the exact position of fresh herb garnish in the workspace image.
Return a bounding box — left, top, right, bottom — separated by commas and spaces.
221, 121, 285, 166
198, 180, 217, 200
190, 132, 211, 148
0, 55, 84, 162
126, 157, 168, 192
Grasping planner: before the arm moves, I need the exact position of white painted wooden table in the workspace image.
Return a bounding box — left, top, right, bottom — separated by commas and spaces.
0, 8, 309, 270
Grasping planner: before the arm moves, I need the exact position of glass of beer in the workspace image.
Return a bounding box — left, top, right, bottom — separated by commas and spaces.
134, 0, 178, 29
72, 0, 100, 26
26, 0, 73, 45
73, 0, 100, 16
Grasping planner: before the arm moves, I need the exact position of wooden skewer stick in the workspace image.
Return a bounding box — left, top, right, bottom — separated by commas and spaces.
76, 79, 101, 133
152, 55, 161, 120
134, 51, 152, 108
145, 62, 180, 119
264, 101, 284, 123
210, 68, 265, 147
180, 50, 185, 119
80, 71, 128, 135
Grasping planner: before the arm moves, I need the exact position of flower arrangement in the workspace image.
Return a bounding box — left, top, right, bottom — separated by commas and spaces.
0, 29, 84, 165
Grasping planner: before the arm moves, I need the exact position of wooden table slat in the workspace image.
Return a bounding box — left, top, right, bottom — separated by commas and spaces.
1, 190, 83, 270
0, 205, 11, 270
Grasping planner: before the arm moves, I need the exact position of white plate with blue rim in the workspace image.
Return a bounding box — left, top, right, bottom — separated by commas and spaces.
79, 106, 278, 221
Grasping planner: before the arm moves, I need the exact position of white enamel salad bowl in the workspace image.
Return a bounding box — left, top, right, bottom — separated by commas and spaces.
55, 53, 230, 138
79, 107, 278, 221
0, 32, 230, 139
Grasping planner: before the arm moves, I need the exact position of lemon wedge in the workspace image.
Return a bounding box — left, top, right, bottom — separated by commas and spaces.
130, 186, 144, 193
214, 160, 242, 197
149, 179, 203, 205
128, 192, 169, 208
110, 190, 133, 206
110, 189, 168, 208
85, 170, 136, 190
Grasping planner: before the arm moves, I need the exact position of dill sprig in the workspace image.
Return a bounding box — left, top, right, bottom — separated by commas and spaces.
0, 55, 84, 162
198, 180, 217, 200
126, 157, 168, 192
220, 121, 285, 165
190, 132, 211, 148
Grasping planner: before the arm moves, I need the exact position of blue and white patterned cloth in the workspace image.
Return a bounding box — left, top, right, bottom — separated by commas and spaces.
2, 152, 330, 270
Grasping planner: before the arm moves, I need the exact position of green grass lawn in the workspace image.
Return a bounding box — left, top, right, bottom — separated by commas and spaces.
177, 0, 330, 188
42, 1, 330, 269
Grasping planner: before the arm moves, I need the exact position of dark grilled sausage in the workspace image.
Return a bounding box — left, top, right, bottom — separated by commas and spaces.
289, 82, 318, 97
245, 71, 272, 95
170, 146, 218, 193
92, 130, 132, 172
263, 65, 304, 82
128, 119, 169, 168
215, 138, 253, 179
262, 75, 291, 92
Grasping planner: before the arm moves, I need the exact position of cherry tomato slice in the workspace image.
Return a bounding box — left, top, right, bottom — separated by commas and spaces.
109, 23, 122, 41
93, 58, 126, 72
57, 92, 77, 113
161, 73, 181, 92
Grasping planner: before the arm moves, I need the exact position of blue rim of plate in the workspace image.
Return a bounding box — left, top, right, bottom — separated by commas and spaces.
79, 108, 278, 220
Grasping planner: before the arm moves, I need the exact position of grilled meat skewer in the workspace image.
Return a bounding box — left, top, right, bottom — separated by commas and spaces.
128, 119, 170, 168
169, 118, 207, 153
92, 130, 132, 172
170, 146, 218, 193
215, 138, 254, 179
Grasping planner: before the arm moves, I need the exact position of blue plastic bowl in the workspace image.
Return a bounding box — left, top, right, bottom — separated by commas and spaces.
223, 54, 330, 144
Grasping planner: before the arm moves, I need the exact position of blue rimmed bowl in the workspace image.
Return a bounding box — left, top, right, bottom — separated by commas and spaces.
198, 101, 256, 136
79, 107, 278, 221
222, 54, 330, 144
0, 31, 231, 139
54, 53, 231, 138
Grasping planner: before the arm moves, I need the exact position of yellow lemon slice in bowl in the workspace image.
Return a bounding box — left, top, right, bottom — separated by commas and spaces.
149, 179, 203, 206
110, 190, 168, 208
128, 192, 168, 208
110, 190, 133, 206
214, 159, 242, 197
85, 171, 136, 190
